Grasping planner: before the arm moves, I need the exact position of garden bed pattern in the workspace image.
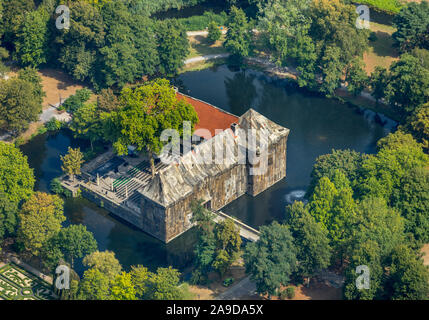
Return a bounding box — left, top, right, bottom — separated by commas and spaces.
0, 263, 56, 300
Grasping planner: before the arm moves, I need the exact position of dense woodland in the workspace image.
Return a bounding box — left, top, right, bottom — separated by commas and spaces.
0, 0, 428, 300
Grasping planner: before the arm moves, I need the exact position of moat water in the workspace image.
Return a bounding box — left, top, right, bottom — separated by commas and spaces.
20, 65, 396, 274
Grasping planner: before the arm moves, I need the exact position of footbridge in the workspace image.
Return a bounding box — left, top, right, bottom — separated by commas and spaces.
212, 210, 260, 242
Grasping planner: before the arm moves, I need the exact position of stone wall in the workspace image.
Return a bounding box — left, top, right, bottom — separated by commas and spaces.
140, 197, 167, 241
162, 163, 248, 242
81, 187, 143, 232
247, 134, 288, 196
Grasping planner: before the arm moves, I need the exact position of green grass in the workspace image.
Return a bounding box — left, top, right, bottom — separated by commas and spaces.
175, 11, 227, 31
355, 0, 404, 14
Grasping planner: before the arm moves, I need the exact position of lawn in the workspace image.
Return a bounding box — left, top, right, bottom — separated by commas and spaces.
0, 263, 56, 300
363, 21, 399, 74
187, 34, 227, 59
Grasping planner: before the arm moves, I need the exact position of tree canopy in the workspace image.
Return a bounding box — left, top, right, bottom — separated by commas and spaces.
109, 79, 198, 175
393, 1, 429, 52
17, 192, 65, 256
0, 78, 42, 135
243, 221, 296, 296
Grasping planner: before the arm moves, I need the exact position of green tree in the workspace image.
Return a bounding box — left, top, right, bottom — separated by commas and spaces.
191, 199, 215, 235
191, 232, 216, 285
370, 66, 389, 103
348, 197, 405, 259
98, 1, 159, 89
393, 1, 429, 52
319, 45, 343, 95
383, 245, 429, 300
0, 192, 19, 241
79, 268, 111, 300
308, 149, 366, 197
69, 103, 104, 150
110, 272, 137, 300
0, 142, 34, 209
61, 147, 84, 182
54, 224, 98, 267
130, 265, 150, 299
61, 88, 92, 113
17, 67, 46, 105
207, 21, 221, 43
257, 0, 312, 66
0, 78, 42, 135
57, 1, 105, 83
329, 171, 357, 246
0, 47, 10, 78
343, 240, 383, 300
402, 103, 429, 152
111, 79, 198, 177
384, 54, 429, 114
14, 8, 49, 67
307, 176, 337, 229
391, 167, 429, 244
0, 0, 35, 47
82, 250, 122, 280
224, 6, 252, 61
411, 48, 429, 70
0, 142, 34, 240
243, 221, 296, 297
356, 131, 429, 201
346, 58, 368, 96
286, 201, 331, 284
17, 192, 65, 256
148, 267, 184, 300
156, 19, 189, 77
212, 218, 242, 277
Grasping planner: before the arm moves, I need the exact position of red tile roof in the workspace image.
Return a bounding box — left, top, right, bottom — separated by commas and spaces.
176, 92, 238, 139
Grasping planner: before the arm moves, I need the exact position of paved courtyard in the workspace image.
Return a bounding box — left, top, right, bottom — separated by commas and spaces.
0, 263, 56, 300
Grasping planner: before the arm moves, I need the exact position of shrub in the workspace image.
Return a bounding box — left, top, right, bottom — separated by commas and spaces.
14, 137, 25, 147
222, 277, 234, 287
61, 89, 92, 113
50, 178, 64, 195
208, 21, 222, 43
37, 125, 47, 135
286, 286, 295, 299
45, 118, 63, 132
369, 32, 378, 42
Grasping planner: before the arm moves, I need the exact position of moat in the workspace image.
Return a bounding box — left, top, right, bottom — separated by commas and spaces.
20, 65, 397, 274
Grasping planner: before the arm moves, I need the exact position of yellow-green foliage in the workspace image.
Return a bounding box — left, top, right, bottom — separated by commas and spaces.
355, 0, 404, 14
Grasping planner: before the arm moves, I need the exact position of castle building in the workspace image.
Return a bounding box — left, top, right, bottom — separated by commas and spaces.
76, 93, 290, 243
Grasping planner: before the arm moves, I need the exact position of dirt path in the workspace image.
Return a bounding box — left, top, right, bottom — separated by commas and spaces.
185, 53, 230, 65
39, 68, 86, 109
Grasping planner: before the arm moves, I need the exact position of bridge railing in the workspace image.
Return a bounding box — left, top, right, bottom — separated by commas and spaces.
215, 210, 260, 239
